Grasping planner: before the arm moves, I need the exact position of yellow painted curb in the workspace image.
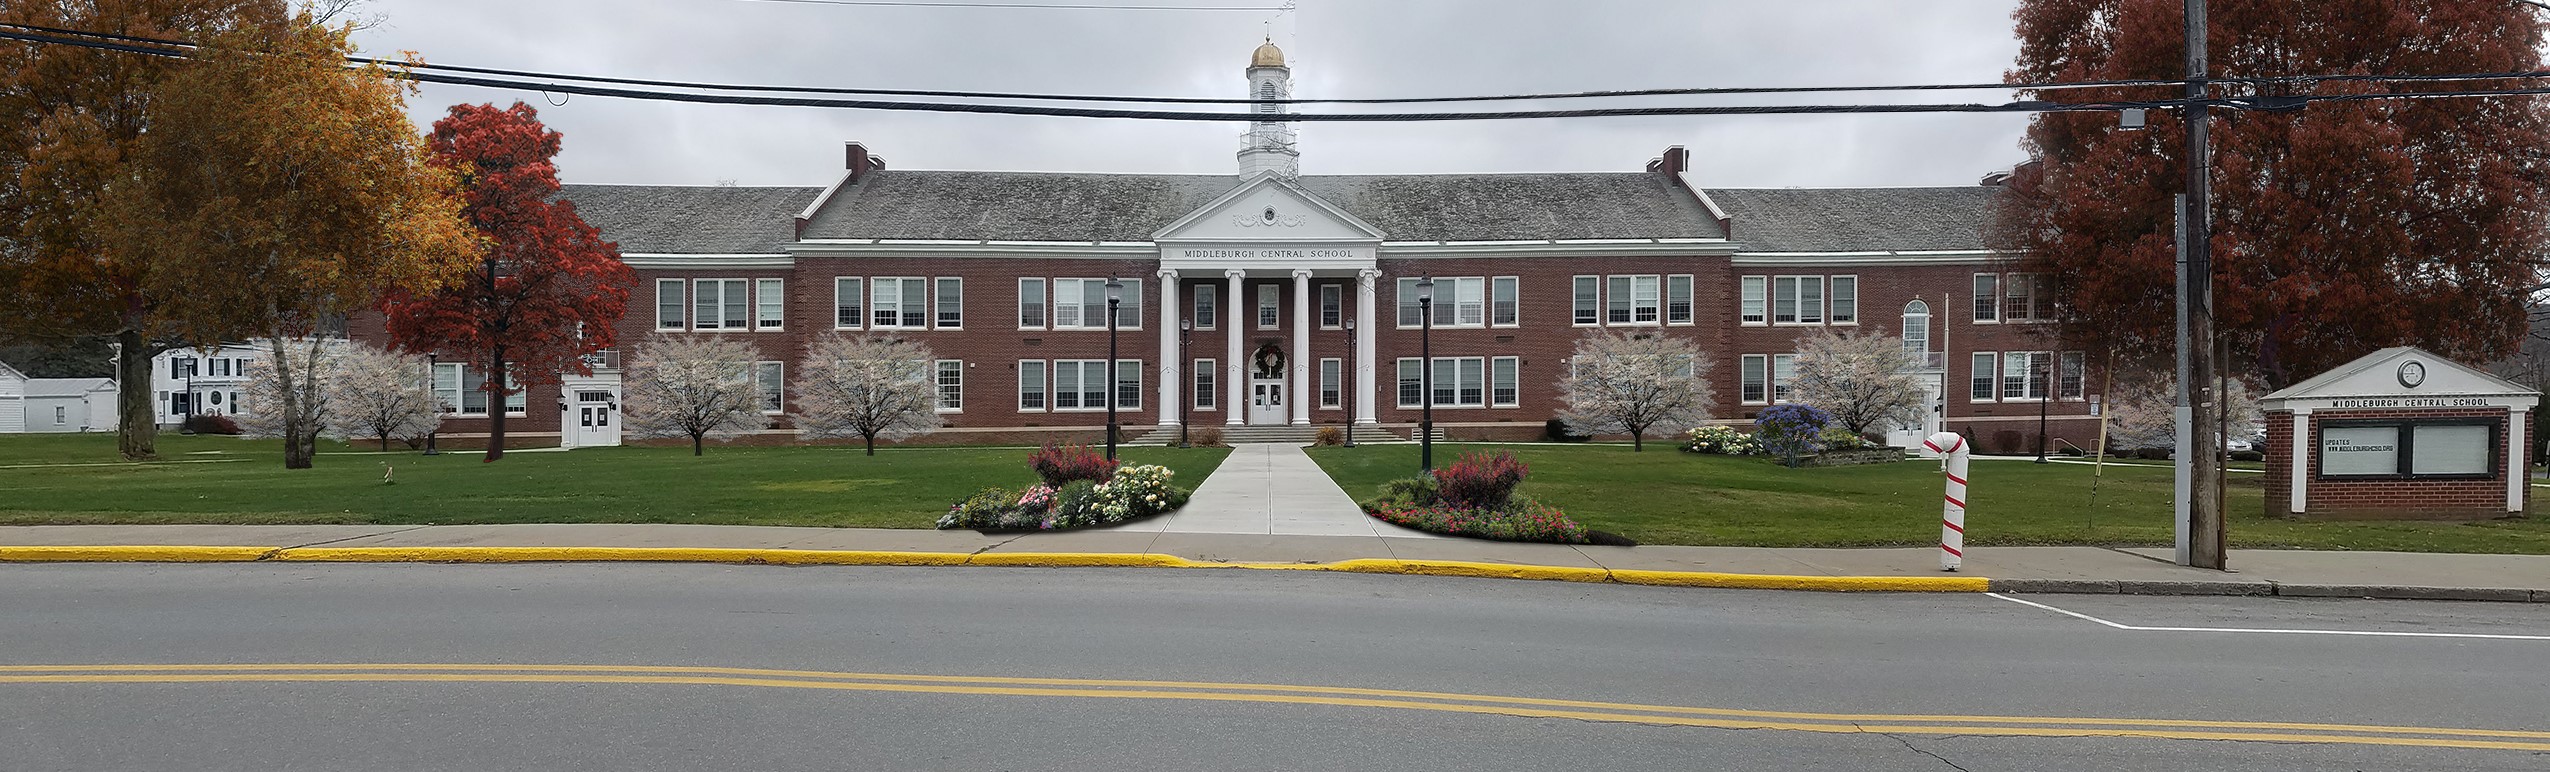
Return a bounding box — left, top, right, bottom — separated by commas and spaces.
0, 545, 276, 563
0, 545, 1992, 593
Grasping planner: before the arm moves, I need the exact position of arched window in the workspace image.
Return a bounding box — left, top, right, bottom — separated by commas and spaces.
1902, 300, 1932, 366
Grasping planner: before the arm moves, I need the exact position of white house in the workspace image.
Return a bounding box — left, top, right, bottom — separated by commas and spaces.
149, 343, 266, 426
0, 362, 121, 433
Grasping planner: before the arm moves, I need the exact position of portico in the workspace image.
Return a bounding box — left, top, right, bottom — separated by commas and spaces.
1151, 173, 1384, 429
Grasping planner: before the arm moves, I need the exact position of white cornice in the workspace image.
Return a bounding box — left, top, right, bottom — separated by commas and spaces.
786, 241, 1155, 259
1732, 249, 2001, 266
621, 253, 796, 269
1381, 239, 1736, 258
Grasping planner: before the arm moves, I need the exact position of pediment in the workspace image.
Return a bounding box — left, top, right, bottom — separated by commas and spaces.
1152, 174, 1384, 242
2262, 346, 2538, 404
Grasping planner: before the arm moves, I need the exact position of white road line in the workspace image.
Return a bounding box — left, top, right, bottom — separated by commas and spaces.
1985, 592, 2550, 641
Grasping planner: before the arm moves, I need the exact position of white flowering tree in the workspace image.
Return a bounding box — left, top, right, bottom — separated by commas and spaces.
323, 343, 442, 451
1557, 329, 1714, 451
2105, 369, 2263, 454
237, 337, 339, 469
621, 335, 772, 456
1792, 326, 1929, 438
792, 334, 944, 456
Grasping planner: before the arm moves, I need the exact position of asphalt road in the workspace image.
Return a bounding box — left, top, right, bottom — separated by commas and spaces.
3, 564, 2548, 771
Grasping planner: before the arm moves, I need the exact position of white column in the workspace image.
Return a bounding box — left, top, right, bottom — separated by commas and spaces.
1355, 268, 1380, 425
1291, 269, 1313, 425
1225, 269, 1246, 425
1156, 269, 1179, 427
2510, 407, 2529, 513
2289, 409, 2310, 515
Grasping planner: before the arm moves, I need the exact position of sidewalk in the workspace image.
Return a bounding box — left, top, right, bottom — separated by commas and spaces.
3, 523, 2544, 600
1116, 443, 1441, 538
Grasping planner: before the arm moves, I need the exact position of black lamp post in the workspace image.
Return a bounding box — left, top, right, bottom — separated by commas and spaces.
2035, 355, 2052, 464
181, 351, 197, 434
1415, 276, 1435, 472
423, 352, 441, 455
1342, 316, 1357, 448
1104, 276, 1123, 462
1178, 318, 1192, 448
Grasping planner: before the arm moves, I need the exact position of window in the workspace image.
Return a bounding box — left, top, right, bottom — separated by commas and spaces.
2001, 351, 2052, 400
1970, 353, 1998, 401
1902, 300, 1932, 366
1449, 277, 1485, 326
754, 279, 784, 330
213, 358, 232, 377
2003, 273, 2035, 322
1319, 358, 1342, 408
173, 357, 198, 378
1740, 355, 1768, 404
833, 277, 863, 329
1630, 275, 1661, 324
1666, 275, 1693, 325
2059, 351, 2086, 399
1491, 356, 1519, 407
936, 360, 963, 411
871, 277, 927, 329
656, 280, 685, 330
1194, 285, 1218, 330
935, 277, 963, 329
1114, 360, 1142, 410
54, 406, 66, 424
1492, 277, 1520, 326
1051, 278, 1139, 329
1320, 285, 1343, 328
2320, 420, 2500, 479
755, 362, 785, 413
1396, 358, 1423, 408
1018, 278, 1046, 328
694, 279, 750, 330
1773, 276, 1824, 325
433, 363, 525, 416
1193, 359, 1216, 410
1018, 360, 1046, 410
1973, 274, 2000, 322
1257, 283, 1281, 329
1771, 354, 1798, 403
1740, 276, 1767, 325
1607, 275, 1633, 324
1829, 276, 1857, 325
1397, 278, 1424, 327
1397, 357, 1489, 408
1048, 360, 1133, 409
1573, 276, 1600, 325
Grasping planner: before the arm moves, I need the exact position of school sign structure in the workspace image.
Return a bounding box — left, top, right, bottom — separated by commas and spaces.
2259, 347, 2538, 520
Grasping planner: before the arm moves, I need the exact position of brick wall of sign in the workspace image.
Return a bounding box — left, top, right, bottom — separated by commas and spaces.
2264, 407, 2527, 520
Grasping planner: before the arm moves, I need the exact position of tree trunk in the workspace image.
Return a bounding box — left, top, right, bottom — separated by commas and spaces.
115, 329, 158, 461
484, 344, 508, 462
692, 432, 704, 456
1631, 432, 1644, 452
864, 433, 877, 456
379, 430, 392, 452
275, 338, 314, 470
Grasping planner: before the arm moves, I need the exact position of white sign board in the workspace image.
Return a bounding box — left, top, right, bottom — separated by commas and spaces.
2410, 424, 2492, 475
2320, 426, 2400, 477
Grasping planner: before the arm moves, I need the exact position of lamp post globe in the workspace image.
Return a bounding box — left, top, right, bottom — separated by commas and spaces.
1415, 276, 1436, 473
1104, 276, 1123, 462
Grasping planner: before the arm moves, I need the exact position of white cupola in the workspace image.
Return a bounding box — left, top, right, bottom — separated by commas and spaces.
1238, 38, 1299, 178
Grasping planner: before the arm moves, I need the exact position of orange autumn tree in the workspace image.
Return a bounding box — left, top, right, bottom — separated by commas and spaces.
1994, 0, 2550, 388
122, 12, 478, 468
0, 0, 283, 460
380, 102, 633, 462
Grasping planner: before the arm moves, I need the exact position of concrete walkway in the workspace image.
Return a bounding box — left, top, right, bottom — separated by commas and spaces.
1117, 443, 1438, 538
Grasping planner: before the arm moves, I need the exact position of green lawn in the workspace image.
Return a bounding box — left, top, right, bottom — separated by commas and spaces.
1305, 443, 2550, 553
0, 434, 1229, 528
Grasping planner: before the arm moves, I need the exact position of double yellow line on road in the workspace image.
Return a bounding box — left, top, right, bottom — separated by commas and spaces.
5, 663, 2545, 753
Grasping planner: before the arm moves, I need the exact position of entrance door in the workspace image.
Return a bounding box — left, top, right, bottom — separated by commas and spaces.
1886, 374, 1945, 449
1248, 380, 1286, 425
570, 389, 620, 448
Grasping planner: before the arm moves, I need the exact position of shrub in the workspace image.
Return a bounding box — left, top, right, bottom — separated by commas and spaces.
1084, 464, 1184, 525
2230, 449, 2264, 462
1682, 426, 1764, 455
939, 466, 1191, 531
1368, 496, 1590, 544
1435, 451, 1528, 509
1362, 473, 1440, 511
1755, 404, 1833, 467
1029, 442, 1117, 487
1816, 427, 1874, 452
1188, 426, 1224, 447
183, 413, 243, 435
939, 486, 1030, 530
1313, 426, 1344, 446
1543, 418, 1589, 443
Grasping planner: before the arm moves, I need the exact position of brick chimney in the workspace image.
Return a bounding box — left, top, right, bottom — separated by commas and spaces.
1646, 145, 1689, 175
844, 141, 884, 181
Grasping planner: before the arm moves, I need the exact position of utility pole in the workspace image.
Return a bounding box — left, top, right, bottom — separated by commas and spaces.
2181, 0, 2227, 569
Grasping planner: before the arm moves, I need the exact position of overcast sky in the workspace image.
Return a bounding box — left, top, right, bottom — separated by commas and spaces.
348, 0, 2032, 189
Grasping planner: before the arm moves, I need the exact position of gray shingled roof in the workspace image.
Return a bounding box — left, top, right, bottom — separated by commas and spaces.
796, 170, 1727, 242
22, 377, 111, 397
1704, 187, 2003, 252
560, 184, 821, 254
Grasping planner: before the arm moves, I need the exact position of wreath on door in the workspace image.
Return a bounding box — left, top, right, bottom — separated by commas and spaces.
1252, 343, 1286, 379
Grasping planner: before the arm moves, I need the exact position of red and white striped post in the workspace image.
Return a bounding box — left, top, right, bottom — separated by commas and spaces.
1922, 431, 1970, 572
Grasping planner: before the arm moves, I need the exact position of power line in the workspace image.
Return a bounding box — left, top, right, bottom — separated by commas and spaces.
4, 24, 2547, 122
736, 0, 1286, 10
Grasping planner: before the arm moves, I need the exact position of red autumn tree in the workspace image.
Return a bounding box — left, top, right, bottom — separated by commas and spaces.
380, 102, 632, 461
1993, 0, 2550, 388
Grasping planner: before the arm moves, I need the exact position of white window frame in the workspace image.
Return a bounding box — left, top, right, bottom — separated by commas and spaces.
2059, 350, 2086, 400
1491, 356, 1520, 408
872, 276, 928, 330
1572, 275, 1600, 326
1970, 352, 1999, 402
1319, 357, 1342, 408
1052, 278, 1142, 331
1017, 278, 1046, 329
1829, 275, 1857, 325
1397, 356, 1488, 409
1018, 360, 1047, 411
1052, 360, 1103, 410
1606, 275, 1634, 325
1627, 275, 1661, 325
1255, 283, 1281, 329
935, 277, 963, 330
1396, 358, 1423, 408
1740, 276, 1767, 326
1771, 354, 1798, 404
2002, 351, 2053, 401
1192, 358, 1216, 410
1665, 275, 1694, 325
754, 361, 785, 414
434, 363, 526, 417
694, 278, 750, 331
1114, 359, 1143, 411
935, 359, 963, 413
755, 278, 785, 331
833, 277, 863, 330
1193, 284, 1218, 330
656, 279, 686, 331
2003, 272, 2035, 323
1972, 273, 2000, 323
1319, 284, 1344, 329
1773, 276, 1824, 326
1740, 354, 1769, 405
1492, 276, 1520, 327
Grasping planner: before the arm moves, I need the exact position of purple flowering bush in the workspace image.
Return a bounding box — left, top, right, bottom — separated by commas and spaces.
1754, 403, 1834, 468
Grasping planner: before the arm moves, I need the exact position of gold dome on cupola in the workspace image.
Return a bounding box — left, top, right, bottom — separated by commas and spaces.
1251, 39, 1286, 68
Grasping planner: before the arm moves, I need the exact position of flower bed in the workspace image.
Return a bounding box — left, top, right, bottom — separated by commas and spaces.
938, 444, 1192, 530
1356, 450, 1594, 544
